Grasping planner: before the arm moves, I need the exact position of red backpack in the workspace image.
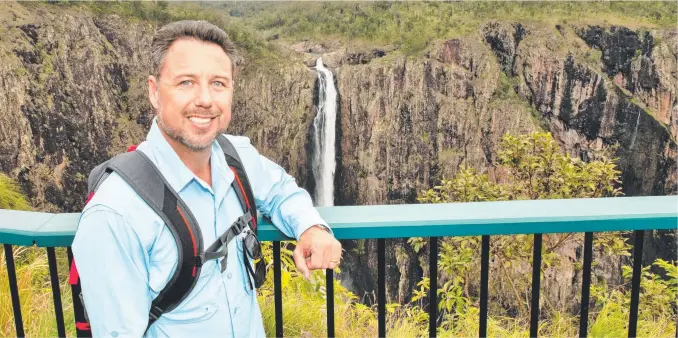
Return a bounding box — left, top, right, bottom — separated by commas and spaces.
68, 135, 266, 336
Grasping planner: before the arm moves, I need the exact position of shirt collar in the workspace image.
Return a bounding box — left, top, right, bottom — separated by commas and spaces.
144, 117, 233, 195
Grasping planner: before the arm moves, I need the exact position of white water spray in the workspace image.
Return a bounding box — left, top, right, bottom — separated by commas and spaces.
630, 111, 641, 149
312, 58, 337, 207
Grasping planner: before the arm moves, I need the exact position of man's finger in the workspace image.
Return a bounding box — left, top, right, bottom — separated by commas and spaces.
293, 246, 310, 280
308, 247, 324, 270
329, 240, 342, 269
321, 239, 334, 269
332, 241, 342, 265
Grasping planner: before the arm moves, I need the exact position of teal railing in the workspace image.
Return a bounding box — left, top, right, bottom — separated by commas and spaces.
1, 195, 677, 337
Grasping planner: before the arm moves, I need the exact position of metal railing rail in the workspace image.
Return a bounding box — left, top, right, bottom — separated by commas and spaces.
1, 195, 676, 337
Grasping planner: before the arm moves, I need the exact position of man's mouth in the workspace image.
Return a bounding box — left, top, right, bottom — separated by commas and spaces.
187, 115, 217, 126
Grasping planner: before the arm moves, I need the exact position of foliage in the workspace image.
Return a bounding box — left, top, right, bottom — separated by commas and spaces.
215, 1, 676, 55
40, 1, 677, 61
410, 132, 676, 335
256, 241, 380, 337
0, 247, 74, 337
40, 1, 279, 66
0, 132, 676, 336
0, 173, 31, 210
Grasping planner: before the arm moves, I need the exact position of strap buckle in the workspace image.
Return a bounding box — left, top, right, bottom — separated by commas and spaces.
149, 305, 163, 321
196, 212, 255, 272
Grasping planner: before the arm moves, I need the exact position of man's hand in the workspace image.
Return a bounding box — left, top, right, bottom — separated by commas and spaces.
293, 225, 342, 280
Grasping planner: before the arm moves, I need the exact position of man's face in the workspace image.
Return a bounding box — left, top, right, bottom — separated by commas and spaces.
148, 38, 234, 152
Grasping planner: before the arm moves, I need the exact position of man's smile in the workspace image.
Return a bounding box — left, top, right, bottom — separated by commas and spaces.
186, 115, 218, 129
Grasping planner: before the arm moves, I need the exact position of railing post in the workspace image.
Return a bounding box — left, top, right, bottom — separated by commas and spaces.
47, 247, 66, 337
326, 269, 335, 337
479, 235, 490, 338
378, 238, 386, 338
429, 237, 438, 338
628, 230, 645, 338
530, 234, 543, 338
4, 244, 24, 337
273, 241, 283, 337
579, 232, 594, 338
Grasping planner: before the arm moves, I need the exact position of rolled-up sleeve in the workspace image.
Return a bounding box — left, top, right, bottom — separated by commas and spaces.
71, 205, 151, 337
247, 151, 330, 240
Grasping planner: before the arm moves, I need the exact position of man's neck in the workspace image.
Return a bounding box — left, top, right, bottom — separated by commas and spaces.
160, 132, 213, 187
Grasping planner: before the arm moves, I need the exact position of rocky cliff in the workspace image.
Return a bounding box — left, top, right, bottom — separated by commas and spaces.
0, 3, 318, 212
0, 2, 675, 311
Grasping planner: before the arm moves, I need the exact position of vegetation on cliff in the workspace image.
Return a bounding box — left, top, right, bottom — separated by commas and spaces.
410, 132, 676, 336
215, 1, 676, 55
0, 173, 31, 210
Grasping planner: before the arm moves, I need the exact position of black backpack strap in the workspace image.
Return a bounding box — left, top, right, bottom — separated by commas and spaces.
89, 151, 204, 331
201, 211, 252, 272
216, 135, 258, 231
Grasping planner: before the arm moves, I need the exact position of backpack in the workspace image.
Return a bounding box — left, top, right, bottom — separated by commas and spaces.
68, 135, 266, 337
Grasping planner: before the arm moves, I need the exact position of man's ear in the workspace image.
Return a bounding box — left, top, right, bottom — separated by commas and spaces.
148, 75, 160, 111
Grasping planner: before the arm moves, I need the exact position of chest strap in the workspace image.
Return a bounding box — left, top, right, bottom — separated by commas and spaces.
197, 212, 253, 272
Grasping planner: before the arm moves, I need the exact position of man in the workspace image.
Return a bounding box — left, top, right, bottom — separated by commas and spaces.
71, 20, 342, 337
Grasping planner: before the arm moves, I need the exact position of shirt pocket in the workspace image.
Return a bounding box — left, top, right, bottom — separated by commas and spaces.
160, 268, 221, 324
161, 299, 219, 324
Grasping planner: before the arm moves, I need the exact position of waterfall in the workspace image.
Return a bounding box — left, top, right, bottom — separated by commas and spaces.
630, 110, 641, 149
312, 58, 337, 207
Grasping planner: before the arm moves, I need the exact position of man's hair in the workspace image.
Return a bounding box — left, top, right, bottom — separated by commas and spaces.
151, 20, 240, 79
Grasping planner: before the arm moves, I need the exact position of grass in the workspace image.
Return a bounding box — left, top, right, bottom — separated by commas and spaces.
2, 249, 675, 337
0, 174, 31, 211
0, 247, 74, 337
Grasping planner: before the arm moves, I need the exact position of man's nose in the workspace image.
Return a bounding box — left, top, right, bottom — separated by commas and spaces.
194, 83, 213, 108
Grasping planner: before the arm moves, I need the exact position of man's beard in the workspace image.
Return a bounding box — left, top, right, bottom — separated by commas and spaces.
157, 108, 226, 152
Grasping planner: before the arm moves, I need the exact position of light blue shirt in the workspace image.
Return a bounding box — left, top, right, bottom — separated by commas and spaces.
71, 118, 329, 337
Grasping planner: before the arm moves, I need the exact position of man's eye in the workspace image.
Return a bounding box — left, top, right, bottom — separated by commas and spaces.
179, 80, 192, 86
213, 81, 225, 87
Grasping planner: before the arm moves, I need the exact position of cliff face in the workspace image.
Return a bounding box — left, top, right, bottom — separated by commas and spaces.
0, 4, 155, 212
329, 22, 676, 304
0, 3, 318, 212
330, 38, 538, 303
507, 23, 677, 197
0, 2, 675, 311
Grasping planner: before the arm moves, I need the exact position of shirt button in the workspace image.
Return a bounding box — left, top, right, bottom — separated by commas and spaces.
227, 272, 232, 279
234, 308, 239, 314
111, 332, 119, 337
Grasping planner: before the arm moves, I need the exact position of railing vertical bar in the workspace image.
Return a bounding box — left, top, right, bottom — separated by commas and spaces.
68, 247, 89, 337
429, 237, 438, 338
326, 269, 335, 337
579, 232, 594, 338
378, 238, 386, 338
628, 230, 644, 338
3, 244, 24, 337
479, 235, 490, 338
273, 241, 283, 337
530, 234, 543, 338
47, 247, 66, 338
